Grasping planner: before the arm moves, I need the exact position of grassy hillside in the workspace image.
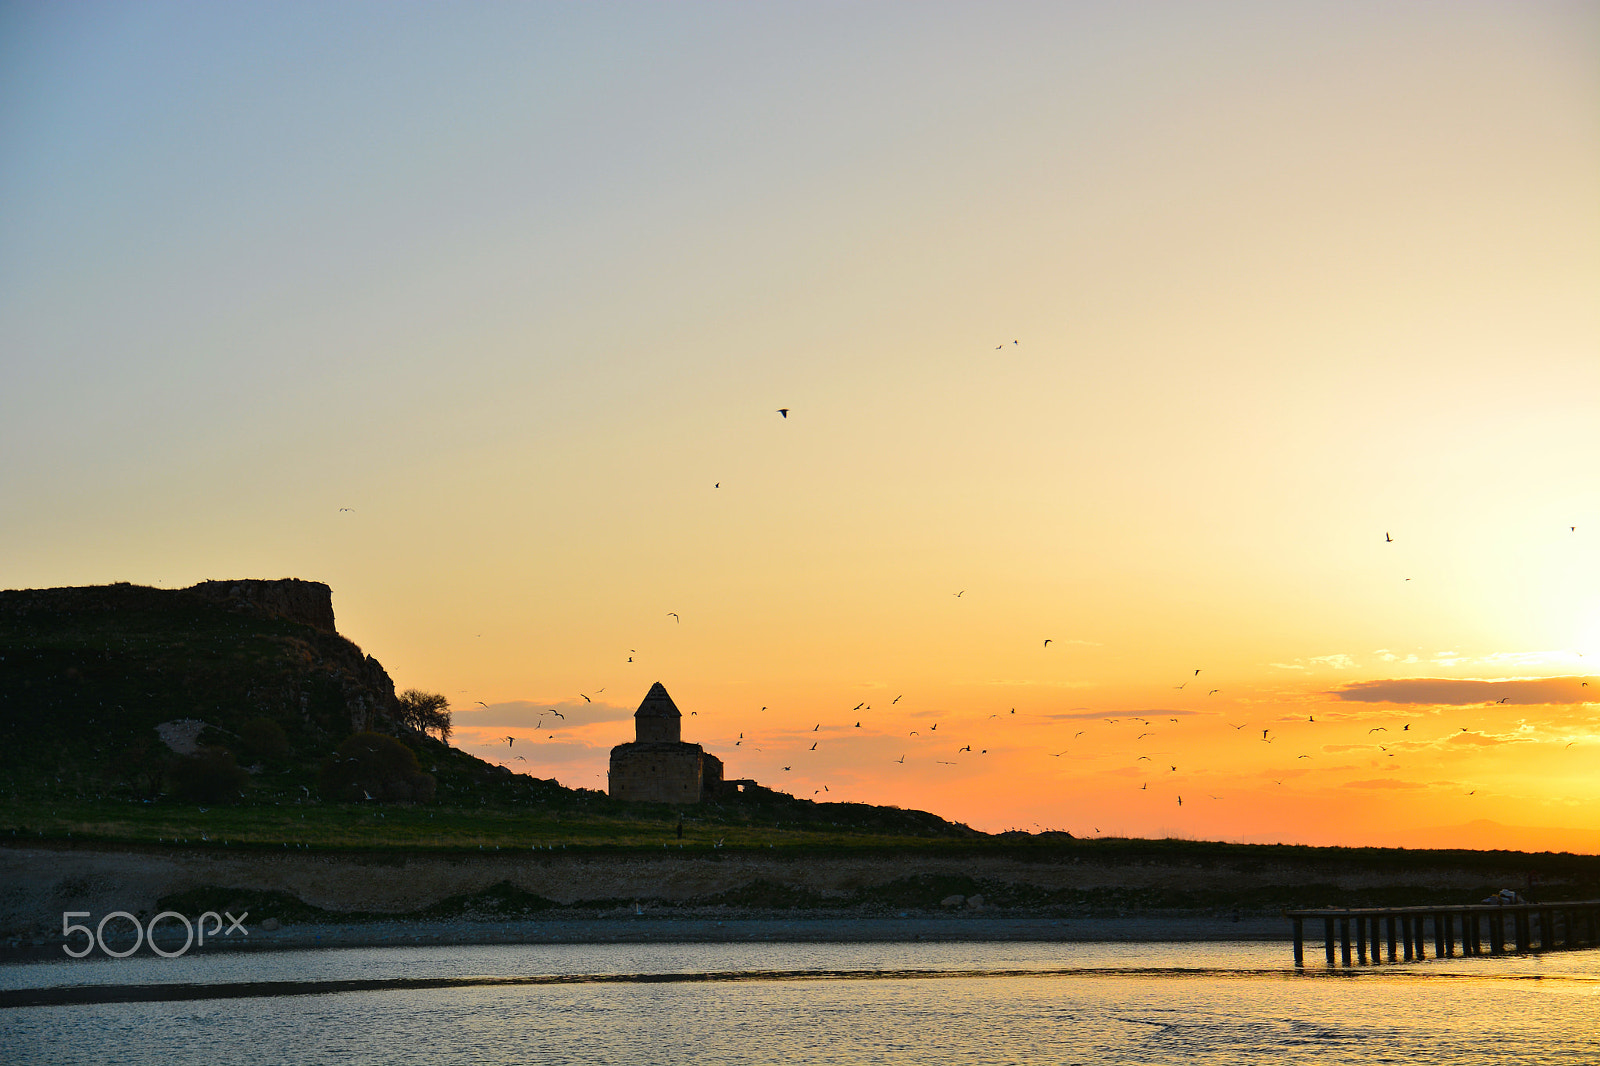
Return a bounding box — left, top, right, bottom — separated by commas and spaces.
0, 581, 977, 850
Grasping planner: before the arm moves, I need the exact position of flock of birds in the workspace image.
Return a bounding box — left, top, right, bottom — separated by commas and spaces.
443, 406, 1587, 826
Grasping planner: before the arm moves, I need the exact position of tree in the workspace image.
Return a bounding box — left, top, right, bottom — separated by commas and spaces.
396, 689, 452, 742
318, 732, 436, 803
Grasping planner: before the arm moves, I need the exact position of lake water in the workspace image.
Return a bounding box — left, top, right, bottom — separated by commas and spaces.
4, 940, 1598, 1064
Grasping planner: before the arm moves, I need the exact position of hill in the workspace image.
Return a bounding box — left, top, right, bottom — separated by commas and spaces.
0, 580, 978, 846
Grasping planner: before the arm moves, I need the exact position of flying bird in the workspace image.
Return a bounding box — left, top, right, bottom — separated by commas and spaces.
475, 701, 489, 708
954, 590, 964, 597
959, 745, 971, 753
667, 613, 679, 623
1208, 690, 1219, 696
505, 736, 514, 747
579, 694, 591, 703
809, 742, 817, 750
549, 710, 564, 719
1043, 639, 1052, 648
1386, 532, 1392, 542
896, 755, 905, 764
892, 695, 903, 704
1368, 727, 1387, 733
339, 507, 354, 512
777, 408, 789, 418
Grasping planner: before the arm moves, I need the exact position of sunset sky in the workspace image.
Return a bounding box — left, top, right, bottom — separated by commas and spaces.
3, 2, 1596, 849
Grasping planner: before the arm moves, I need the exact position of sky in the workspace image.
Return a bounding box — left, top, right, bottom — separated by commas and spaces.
2, 1, 1596, 849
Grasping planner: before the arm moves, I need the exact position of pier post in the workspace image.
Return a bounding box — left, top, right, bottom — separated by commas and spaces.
1490, 911, 1504, 954
1324, 918, 1336, 966
1435, 912, 1448, 958
1386, 916, 1397, 961
1401, 916, 1413, 960
1293, 918, 1304, 967
1340, 917, 1352, 967
1356, 916, 1367, 964
1515, 910, 1530, 952
1415, 915, 1427, 959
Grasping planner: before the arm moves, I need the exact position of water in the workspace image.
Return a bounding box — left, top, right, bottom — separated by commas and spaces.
4, 941, 1598, 1064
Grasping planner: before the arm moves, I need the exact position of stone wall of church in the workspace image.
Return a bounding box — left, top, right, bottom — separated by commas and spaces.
608, 742, 704, 804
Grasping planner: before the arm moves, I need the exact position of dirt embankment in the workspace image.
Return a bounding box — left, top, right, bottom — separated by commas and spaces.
4, 843, 1578, 940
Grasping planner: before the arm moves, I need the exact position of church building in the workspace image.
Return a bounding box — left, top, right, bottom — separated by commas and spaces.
607, 682, 725, 804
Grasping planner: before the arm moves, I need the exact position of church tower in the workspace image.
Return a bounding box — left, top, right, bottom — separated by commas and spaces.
633, 681, 682, 744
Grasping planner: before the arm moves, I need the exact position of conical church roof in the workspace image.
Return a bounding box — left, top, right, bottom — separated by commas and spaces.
635, 681, 681, 718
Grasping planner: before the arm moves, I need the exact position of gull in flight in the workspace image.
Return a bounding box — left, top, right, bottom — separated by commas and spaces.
667, 613, 679, 623
777, 408, 790, 418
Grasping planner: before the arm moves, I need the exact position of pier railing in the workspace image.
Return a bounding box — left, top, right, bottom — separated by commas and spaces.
1284, 901, 1600, 967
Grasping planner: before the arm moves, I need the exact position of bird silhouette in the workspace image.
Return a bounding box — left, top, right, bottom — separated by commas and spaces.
954, 590, 964, 597
812, 723, 820, 731
1043, 639, 1052, 648
549, 710, 564, 719
931, 723, 938, 731
809, 742, 817, 750
896, 755, 905, 764
1386, 532, 1392, 542
1230, 723, 1247, 731
579, 694, 591, 703
505, 736, 514, 747
959, 745, 971, 753
475, 701, 489, 708
667, 613, 679, 623
1369, 727, 1387, 733
892, 695, 903, 704
777, 408, 789, 418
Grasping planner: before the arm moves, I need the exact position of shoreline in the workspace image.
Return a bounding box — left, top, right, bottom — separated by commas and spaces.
1, 914, 1287, 960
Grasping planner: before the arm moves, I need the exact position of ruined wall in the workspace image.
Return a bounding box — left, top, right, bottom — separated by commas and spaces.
609, 743, 704, 804
185, 579, 337, 634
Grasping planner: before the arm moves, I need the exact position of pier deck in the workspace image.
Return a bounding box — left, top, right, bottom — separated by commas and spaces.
1285, 900, 1600, 967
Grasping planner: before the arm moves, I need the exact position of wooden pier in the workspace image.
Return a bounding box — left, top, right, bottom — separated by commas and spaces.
1285, 901, 1600, 967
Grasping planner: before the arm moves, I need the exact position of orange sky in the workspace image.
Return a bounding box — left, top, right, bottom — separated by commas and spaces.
2, 3, 1596, 848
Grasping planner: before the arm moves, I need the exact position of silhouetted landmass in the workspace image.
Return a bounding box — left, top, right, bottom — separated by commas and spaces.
0, 580, 976, 842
